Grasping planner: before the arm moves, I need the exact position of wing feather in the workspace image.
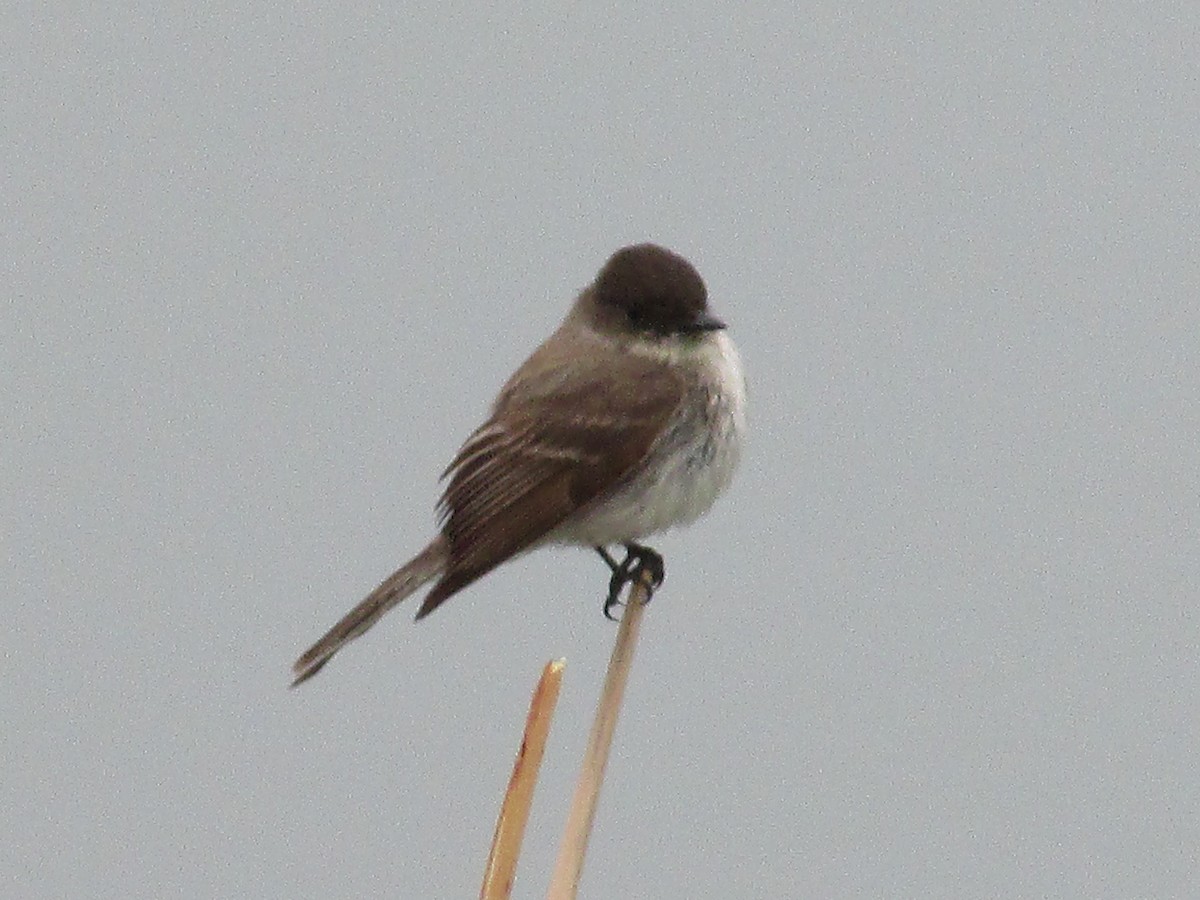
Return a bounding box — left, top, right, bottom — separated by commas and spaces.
416, 334, 684, 618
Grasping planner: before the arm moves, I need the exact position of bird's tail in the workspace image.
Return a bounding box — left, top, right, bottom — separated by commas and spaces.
291, 537, 447, 686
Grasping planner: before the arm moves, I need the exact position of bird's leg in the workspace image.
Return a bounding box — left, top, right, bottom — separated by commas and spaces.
594, 546, 622, 573
595, 543, 665, 621
596, 545, 637, 619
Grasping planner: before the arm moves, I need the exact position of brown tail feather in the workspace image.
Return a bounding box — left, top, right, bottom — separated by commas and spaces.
291, 537, 447, 686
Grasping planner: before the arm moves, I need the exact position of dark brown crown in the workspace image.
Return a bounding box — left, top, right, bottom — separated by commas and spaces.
593, 244, 718, 335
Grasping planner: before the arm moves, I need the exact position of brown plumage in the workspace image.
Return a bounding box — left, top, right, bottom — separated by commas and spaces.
419, 332, 686, 618
291, 243, 742, 686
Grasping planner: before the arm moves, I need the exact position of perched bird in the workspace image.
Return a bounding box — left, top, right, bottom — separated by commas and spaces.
292, 243, 746, 685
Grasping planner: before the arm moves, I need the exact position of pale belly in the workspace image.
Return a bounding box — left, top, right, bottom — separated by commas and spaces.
552, 333, 746, 546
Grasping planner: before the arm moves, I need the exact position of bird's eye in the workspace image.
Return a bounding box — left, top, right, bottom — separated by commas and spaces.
626, 307, 644, 325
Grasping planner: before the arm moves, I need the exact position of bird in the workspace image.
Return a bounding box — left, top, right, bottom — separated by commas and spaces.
292, 243, 746, 685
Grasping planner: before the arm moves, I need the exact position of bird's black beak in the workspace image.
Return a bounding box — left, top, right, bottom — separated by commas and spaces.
688, 311, 726, 333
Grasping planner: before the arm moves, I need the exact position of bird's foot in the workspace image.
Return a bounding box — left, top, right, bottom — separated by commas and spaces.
595, 543, 665, 621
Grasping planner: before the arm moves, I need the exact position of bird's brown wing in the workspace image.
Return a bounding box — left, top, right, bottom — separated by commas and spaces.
416, 338, 685, 618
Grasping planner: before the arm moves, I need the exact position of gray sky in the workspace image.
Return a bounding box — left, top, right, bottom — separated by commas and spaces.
5, 3, 1199, 897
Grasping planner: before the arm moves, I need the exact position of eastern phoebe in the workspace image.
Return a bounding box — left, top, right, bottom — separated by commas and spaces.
292, 243, 746, 685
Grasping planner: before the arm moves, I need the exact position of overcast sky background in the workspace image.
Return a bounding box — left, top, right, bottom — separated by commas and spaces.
5, 3, 1199, 898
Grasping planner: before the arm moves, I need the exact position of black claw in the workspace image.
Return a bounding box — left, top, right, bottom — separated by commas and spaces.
629, 543, 665, 593
602, 550, 635, 620
597, 543, 665, 619
603, 592, 623, 621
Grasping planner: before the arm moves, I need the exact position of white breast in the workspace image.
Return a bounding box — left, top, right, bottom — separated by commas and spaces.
556, 331, 746, 546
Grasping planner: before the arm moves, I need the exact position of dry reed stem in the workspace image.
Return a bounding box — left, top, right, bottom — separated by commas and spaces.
480, 658, 566, 900
546, 570, 653, 899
